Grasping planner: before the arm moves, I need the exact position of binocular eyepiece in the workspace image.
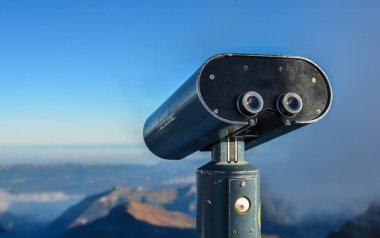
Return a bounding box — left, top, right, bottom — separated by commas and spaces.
238, 91, 303, 117
278, 92, 303, 116
237, 91, 264, 117
143, 54, 332, 160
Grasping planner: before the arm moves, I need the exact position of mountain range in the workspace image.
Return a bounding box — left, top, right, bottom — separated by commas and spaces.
0, 163, 378, 238
57, 202, 196, 238
47, 185, 196, 237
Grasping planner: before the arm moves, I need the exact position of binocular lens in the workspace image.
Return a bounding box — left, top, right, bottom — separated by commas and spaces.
278, 92, 303, 116
238, 91, 264, 117
286, 96, 299, 110
246, 96, 261, 110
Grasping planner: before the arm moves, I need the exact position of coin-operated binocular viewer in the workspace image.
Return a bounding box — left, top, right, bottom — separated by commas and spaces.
143, 54, 333, 238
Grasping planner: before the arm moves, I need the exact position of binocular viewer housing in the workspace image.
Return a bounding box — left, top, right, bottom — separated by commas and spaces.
144, 54, 333, 160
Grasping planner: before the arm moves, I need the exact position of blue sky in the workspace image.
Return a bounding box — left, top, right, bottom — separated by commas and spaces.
0, 1, 377, 147
1, 0, 380, 217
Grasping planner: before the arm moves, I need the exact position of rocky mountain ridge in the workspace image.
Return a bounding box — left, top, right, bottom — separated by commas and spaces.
57, 203, 196, 238
48, 185, 196, 237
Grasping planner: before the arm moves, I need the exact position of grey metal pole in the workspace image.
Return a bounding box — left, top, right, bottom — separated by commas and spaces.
196, 137, 261, 238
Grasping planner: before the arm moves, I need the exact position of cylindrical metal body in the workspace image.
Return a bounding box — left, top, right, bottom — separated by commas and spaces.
197, 161, 261, 238
143, 54, 332, 160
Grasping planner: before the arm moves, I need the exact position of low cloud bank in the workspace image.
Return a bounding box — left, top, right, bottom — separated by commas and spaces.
0, 189, 71, 213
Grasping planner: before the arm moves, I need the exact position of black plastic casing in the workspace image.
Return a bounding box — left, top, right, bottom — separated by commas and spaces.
143, 54, 333, 160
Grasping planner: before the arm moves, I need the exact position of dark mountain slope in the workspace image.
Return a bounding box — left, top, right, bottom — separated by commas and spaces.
58, 203, 195, 238
48, 185, 194, 237
328, 203, 380, 238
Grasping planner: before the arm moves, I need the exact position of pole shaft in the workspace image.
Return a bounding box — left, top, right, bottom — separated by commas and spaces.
196, 137, 261, 238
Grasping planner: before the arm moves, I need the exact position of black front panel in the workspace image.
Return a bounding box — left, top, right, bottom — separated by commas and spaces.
199, 55, 331, 123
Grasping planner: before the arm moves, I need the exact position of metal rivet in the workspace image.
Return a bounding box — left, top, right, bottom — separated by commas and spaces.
206, 200, 212, 205
243, 65, 249, 71
250, 229, 254, 233
209, 74, 215, 80
213, 109, 218, 114
312, 77, 317, 83
240, 181, 246, 187
316, 109, 321, 114
249, 119, 256, 126
278, 66, 284, 72
232, 230, 237, 235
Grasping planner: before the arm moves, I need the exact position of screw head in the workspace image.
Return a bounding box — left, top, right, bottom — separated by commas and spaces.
209, 74, 215, 80
240, 181, 246, 187
249, 119, 256, 126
